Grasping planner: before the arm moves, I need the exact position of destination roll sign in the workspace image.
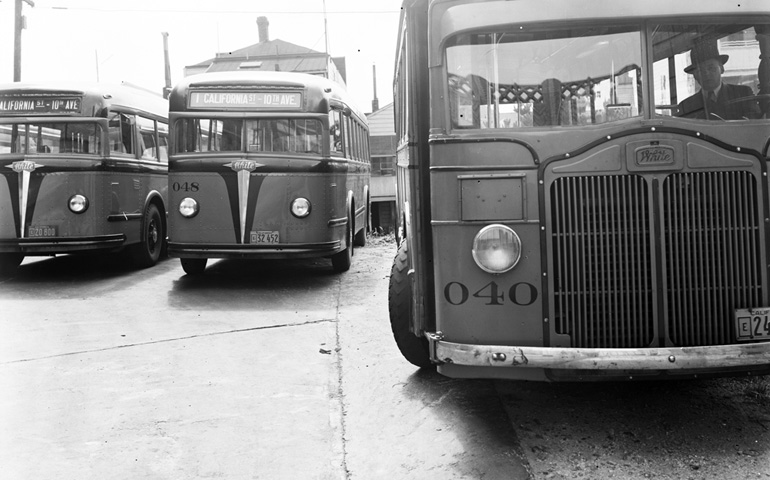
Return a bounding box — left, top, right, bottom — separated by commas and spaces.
189, 90, 303, 109
0, 96, 82, 114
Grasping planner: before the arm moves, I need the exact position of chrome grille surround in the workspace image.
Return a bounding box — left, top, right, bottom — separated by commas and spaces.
548, 163, 765, 349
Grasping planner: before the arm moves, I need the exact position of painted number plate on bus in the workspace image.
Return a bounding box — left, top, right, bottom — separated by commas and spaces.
735, 308, 770, 341
251, 231, 279, 244
28, 225, 57, 237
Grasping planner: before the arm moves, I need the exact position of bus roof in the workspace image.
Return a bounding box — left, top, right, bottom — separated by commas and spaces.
168, 71, 367, 123
0, 82, 168, 120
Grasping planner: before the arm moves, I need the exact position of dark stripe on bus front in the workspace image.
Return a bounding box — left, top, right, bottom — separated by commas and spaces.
244, 176, 267, 244
1, 171, 21, 237
0, 171, 45, 237
22, 173, 45, 237
217, 171, 267, 244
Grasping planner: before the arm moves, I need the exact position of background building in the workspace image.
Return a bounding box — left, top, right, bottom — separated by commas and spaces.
366, 103, 396, 233
184, 17, 347, 86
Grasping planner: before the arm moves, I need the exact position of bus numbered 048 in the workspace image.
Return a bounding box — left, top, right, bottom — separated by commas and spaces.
0, 83, 169, 274
391, 0, 770, 381
167, 71, 370, 274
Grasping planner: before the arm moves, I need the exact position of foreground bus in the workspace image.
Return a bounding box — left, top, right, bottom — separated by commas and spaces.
390, 0, 770, 381
167, 71, 370, 274
0, 83, 169, 274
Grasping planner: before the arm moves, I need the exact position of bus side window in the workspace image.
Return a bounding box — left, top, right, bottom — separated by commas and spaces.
329, 110, 343, 155
343, 116, 352, 159
109, 113, 134, 155
158, 122, 169, 163
137, 115, 157, 160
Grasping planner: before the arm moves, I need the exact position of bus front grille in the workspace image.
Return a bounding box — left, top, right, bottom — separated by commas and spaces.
550, 171, 763, 348
662, 172, 762, 346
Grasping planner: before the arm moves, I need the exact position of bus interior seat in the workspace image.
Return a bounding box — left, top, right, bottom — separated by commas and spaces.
534, 78, 564, 126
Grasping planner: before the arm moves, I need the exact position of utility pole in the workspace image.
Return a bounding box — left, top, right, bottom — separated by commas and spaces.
323, 0, 329, 79
13, 0, 35, 82
162, 32, 172, 99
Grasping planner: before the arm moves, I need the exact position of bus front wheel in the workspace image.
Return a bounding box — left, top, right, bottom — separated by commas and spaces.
388, 241, 433, 368
181, 258, 207, 275
130, 203, 163, 269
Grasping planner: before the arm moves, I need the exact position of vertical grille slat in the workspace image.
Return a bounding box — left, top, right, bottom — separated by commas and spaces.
551, 171, 763, 349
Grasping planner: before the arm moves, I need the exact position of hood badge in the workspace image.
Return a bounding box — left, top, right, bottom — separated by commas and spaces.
7, 160, 44, 173
225, 160, 263, 173
635, 145, 674, 166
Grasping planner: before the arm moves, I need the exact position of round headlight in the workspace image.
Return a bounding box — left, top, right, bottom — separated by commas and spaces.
179, 197, 199, 218
291, 197, 311, 218
472, 225, 522, 274
68, 194, 89, 214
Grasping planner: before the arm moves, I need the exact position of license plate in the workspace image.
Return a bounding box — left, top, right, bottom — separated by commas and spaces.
735, 307, 770, 341
251, 231, 279, 244
28, 225, 57, 237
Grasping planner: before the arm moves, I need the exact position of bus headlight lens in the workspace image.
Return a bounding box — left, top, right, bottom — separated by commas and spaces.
179, 198, 199, 218
68, 194, 89, 214
291, 198, 311, 218
472, 225, 521, 274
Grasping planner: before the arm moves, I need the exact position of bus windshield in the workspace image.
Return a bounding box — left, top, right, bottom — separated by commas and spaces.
0, 122, 102, 154
446, 25, 643, 128
445, 20, 768, 129
175, 117, 323, 155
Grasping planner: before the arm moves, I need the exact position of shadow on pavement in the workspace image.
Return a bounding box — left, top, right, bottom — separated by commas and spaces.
401, 368, 532, 480
1, 251, 166, 285
167, 257, 342, 311
496, 377, 770, 477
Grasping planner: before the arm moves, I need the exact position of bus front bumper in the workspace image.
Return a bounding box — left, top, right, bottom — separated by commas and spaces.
0, 235, 126, 254
427, 333, 770, 371
168, 241, 342, 260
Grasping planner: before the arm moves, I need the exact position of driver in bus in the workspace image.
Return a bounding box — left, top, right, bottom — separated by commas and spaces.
676, 40, 762, 120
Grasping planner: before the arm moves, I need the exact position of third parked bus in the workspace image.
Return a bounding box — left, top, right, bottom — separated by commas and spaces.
390, 0, 770, 380
0, 82, 169, 274
167, 71, 370, 274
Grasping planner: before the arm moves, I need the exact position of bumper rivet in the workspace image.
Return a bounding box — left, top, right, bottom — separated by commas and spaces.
492, 353, 507, 362
668, 355, 676, 363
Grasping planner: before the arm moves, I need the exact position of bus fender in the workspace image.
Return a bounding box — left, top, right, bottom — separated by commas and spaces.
345, 190, 355, 242
140, 190, 168, 241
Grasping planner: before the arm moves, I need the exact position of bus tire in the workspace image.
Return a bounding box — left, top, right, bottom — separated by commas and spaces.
130, 203, 163, 269
181, 258, 207, 275
0, 253, 24, 276
331, 207, 353, 272
388, 240, 433, 368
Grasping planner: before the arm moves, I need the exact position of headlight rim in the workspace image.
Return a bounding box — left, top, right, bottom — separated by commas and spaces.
290, 197, 311, 218
179, 197, 199, 218
68, 194, 89, 214
471, 224, 522, 274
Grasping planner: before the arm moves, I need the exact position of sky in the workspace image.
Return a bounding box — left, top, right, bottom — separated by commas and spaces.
0, 0, 403, 113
